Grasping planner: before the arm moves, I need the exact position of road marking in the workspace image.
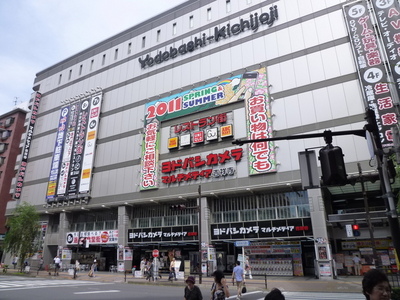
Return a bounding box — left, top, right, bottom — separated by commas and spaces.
0, 279, 112, 291
74, 290, 120, 294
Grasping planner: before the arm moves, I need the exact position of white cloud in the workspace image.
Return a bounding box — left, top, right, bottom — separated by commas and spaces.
0, 0, 186, 116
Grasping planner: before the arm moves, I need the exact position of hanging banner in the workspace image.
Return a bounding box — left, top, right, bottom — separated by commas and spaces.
14, 92, 42, 200
343, 1, 397, 148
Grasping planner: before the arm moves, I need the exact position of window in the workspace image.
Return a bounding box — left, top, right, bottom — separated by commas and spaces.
85, 222, 94, 231
58, 74, 62, 85
128, 42, 132, 54
164, 216, 175, 226
79, 65, 83, 76
177, 215, 191, 225
241, 210, 257, 221
102, 54, 106, 65
259, 208, 276, 220
68, 69, 72, 80
0, 157, 5, 166
1, 130, 10, 140
138, 218, 149, 228
0, 143, 7, 153
95, 221, 104, 230
90, 59, 94, 71
189, 15, 194, 28
151, 217, 162, 227
173, 23, 177, 35
105, 220, 115, 229
157, 30, 161, 42
207, 8, 212, 20
226, 0, 231, 13
4, 117, 14, 127
224, 211, 238, 222
142, 36, 146, 48
114, 48, 118, 60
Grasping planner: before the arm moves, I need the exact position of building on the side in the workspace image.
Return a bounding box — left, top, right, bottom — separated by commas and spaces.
0, 108, 28, 253
4, 0, 400, 278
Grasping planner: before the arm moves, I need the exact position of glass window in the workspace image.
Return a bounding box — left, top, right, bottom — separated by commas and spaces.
68, 69, 72, 80
79, 65, 83, 75
164, 216, 176, 226
241, 210, 257, 221
213, 212, 222, 223
259, 208, 276, 220
142, 36, 146, 48
189, 16, 193, 28
138, 218, 149, 228
207, 8, 211, 21
277, 207, 297, 219
173, 23, 177, 35
151, 217, 162, 227
0, 157, 5, 166
177, 215, 191, 225
226, 0, 231, 13
76, 223, 84, 231
128, 42, 132, 54
157, 30, 161, 42
297, 205, 310, 217
105, 220, 115, 229
58, 74, 62, 85
90, 59, 94, 71
224, 211, 238, 222
95, 221, 104, 230
102, 54, 106, 65
85, 222, 94, 231
114, 48, 118, 60
192, 214, 198, 224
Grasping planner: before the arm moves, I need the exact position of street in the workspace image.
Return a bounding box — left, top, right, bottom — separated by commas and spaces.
0, 275, 365, 300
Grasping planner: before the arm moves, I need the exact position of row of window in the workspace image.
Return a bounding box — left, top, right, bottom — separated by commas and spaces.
57, 0, 253, 85
0, 117, 14, 128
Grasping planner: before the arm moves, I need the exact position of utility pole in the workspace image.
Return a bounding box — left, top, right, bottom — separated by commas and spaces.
198, 184, 202, 284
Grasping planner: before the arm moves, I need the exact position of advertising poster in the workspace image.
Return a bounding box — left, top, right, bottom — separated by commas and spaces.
141, 67, 275, 190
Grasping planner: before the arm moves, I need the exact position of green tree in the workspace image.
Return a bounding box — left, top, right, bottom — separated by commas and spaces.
3, 202, 40, 271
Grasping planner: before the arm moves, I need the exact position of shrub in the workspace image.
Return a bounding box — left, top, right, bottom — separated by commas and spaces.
392, 287, 400, 300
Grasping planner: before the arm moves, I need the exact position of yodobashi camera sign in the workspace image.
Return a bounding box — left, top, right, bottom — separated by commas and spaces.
138, 5, 279, 69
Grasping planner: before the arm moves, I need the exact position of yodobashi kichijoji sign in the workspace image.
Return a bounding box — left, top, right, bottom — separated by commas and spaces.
140, 67, 276, 190
343, 1, 397, 148
46, 93, 103, 203
14, 92, 42, 200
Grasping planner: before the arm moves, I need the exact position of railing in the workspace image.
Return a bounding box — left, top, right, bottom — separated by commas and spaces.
377, 267, 400, 288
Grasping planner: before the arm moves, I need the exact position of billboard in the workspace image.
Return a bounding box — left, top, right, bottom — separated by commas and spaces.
140, 67, 276, 190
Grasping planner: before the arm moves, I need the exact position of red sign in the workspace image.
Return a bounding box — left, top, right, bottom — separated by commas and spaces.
152, 249, 159, 257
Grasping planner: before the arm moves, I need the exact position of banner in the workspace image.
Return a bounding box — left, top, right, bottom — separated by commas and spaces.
343, 1, 397, 148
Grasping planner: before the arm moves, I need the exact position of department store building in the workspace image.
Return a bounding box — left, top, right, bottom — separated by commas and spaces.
5, 0, 400, 277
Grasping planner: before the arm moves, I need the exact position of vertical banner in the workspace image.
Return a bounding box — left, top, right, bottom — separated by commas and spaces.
79, 94, 103, 193
57, 102, 80, 196
67, 98, 90, 195
343, 1, 397, 148
244, 68, 276, 175
140, 118, 160, 190
14, 92, 42, 200
46, 106, 69, 202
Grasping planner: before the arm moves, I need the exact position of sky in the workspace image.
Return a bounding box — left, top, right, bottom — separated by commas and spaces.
0, 0, 187, 116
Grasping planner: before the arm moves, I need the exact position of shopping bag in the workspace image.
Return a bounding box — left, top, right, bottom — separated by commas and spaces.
242, 284, 247, 294
88, 270, 93, 277
68, 269, 74, 276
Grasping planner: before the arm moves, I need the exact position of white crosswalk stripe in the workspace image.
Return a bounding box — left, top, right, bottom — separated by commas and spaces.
0, 279, 111, 291
282, 292, 364, 300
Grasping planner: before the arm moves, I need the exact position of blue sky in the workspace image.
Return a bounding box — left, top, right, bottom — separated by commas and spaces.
0, 0, 186, 116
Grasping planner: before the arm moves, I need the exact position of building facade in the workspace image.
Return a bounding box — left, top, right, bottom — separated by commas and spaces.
5, 0, 400, 277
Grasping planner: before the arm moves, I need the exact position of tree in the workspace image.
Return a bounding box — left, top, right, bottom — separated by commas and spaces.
3, 202, 40, 271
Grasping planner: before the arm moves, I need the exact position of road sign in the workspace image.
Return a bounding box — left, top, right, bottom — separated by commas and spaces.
152, 249, 159, 257
234, 241, 250, 247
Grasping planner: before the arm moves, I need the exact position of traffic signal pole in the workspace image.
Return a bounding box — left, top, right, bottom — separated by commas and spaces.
232, 113, 400, 267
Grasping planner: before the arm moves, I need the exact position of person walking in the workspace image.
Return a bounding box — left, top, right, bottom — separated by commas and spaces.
353, 254, 361, 276
362, 269, 391, 300
169, 257, 177, 281
264, 288, 285, 300
184, 275, 203, 300
211, 270, 230, 300
53, 255, 61, 276
232, 261, 245, 299
37, 257, 44, 274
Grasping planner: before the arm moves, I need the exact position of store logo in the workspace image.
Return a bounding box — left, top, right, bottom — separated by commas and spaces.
138, 5, 278, 68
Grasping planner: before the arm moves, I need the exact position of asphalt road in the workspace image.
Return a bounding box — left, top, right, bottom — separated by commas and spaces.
0, 275, 366, 300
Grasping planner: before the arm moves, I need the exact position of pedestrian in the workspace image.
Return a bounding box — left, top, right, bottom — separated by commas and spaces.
211, 270, 230, 300
146, 259, 154, 281
38, 258, 44, 272
232, 261, 244, 299
93, 257, 98, 272
264, 288, 285, 300
362, 269, 391, 300
169, 257, 177, 281
75, 259, 80, 273
140, 257, 147, 277
184, 275, 203, 300
353, 254, 361, 276
53, 255, 61, 276
12, 256, 18, 269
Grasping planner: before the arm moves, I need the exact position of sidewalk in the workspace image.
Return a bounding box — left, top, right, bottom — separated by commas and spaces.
3, 268, 362, 293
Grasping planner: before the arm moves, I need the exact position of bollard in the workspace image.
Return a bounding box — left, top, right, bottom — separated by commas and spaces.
265, 273, 267, 289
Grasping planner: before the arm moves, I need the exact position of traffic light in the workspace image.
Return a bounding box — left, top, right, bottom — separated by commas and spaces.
364, 109, 382, 150
170, 204, 186, 210
319, 144, 347, 186
352, 224, 360, 236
